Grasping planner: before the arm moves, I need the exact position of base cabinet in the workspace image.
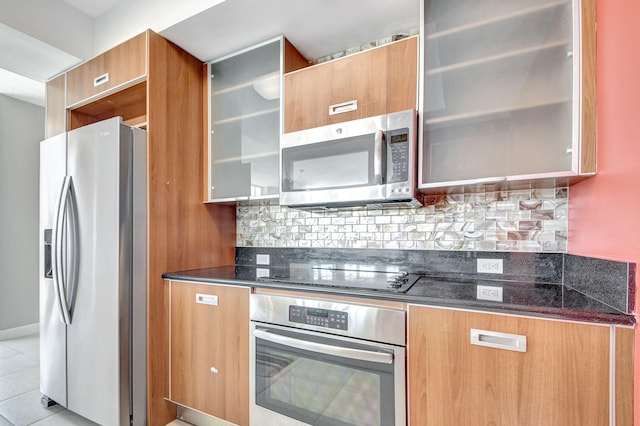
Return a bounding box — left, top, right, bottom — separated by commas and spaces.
169, 280, 250, 426
408, 305, 631, 426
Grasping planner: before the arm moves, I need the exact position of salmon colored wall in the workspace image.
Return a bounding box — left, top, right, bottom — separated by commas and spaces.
568, 0, 640, 423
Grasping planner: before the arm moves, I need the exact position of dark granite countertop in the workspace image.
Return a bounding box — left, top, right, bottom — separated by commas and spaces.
162, 264, 636, 326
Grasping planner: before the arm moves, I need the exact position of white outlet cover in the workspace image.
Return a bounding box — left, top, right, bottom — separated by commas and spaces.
256, 254, 270, 265
477, 285, 504, 302
477, 258, 504, 274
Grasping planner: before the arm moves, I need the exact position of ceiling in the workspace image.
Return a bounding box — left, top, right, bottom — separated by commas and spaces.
0, 0, 419, 107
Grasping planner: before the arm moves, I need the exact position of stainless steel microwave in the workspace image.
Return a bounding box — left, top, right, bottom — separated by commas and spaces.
280, 109, 422, 208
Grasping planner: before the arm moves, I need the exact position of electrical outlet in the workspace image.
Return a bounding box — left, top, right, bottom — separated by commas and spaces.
477, 285, 504, 302
477, 258, 503, 274
256, 254, 270, 265
256, 268, 270, 278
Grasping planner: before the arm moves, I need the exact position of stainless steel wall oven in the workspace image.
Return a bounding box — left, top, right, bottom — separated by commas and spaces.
250, 293, 406, 426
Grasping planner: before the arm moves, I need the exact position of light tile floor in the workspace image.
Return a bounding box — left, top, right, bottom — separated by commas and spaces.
0, 334, 97, 426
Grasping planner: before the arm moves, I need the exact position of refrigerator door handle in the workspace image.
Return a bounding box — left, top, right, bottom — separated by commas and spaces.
52, 176, 75, 325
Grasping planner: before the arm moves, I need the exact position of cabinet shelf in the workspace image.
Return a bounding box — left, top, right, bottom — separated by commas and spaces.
212, 151, 278, 165
212, 107, 279, 126
426, 0, 570, 41
211, 72, 279, 96
425, 98, 571, 127
427, 40, 570, 75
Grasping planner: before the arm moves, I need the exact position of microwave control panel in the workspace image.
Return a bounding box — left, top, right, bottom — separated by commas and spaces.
289, 305, 349, 331
387, 127, 410, 183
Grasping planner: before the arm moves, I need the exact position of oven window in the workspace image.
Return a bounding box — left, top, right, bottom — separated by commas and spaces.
254, 327, 396, 426
282, 134, 378, 192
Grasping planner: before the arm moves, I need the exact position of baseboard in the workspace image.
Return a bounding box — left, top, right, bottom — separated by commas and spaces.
0, 323, 39, 340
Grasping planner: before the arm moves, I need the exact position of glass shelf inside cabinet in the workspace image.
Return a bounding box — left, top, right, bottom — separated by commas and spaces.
421, 0, 575, 185
209, 39, 282, 201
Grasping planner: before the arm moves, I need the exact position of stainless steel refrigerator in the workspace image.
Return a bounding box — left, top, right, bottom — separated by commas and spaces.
38, 117, 147, 425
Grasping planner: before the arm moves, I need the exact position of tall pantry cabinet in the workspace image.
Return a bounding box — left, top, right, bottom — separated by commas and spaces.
44, 30, 236, 426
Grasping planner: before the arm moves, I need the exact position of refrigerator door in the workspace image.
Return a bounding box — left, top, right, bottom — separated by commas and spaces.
66, 117, 132, 425
39, 133, 68, 407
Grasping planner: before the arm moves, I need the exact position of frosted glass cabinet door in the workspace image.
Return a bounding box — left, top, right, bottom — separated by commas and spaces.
419, 0, 591, 188
208, 38, 282, 201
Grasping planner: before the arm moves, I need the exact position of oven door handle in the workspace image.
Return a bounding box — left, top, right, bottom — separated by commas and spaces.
254, 329, 393, 365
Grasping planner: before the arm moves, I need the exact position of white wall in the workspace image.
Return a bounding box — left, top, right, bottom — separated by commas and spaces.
93, 0, 224, 55
0, 94, 44, 331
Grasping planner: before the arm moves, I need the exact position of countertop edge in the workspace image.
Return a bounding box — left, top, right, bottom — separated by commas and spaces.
162, 272, 636, 327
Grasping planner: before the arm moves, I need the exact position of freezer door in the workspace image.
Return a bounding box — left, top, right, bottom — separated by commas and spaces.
39, 133, 68, 407
66, 117, 132, 426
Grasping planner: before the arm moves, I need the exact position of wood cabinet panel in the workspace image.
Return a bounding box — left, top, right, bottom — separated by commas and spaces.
66, 32, 147, 107
170, 281, 250, 425
284, 36, 417, 133
146, 30, 236, 425
615, 327, 634, 426
45, 74, 66, 137
408, 306, 610, 426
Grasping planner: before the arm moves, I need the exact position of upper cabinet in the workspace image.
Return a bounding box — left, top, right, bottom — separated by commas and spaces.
66, 32, 147, 108
206, 37, 307, 202
419, 0, 596, 191
284, 36, 418, 133
65, 32, 148, 131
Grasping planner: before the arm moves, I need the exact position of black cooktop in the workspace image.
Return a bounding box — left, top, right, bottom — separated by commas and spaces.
255, 264, 420, 293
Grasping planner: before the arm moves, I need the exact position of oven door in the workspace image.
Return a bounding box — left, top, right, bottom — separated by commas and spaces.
250, 323, 406, 426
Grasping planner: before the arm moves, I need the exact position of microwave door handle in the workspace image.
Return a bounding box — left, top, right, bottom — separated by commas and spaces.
374, 130, 384, 184
253, 329, 393, 364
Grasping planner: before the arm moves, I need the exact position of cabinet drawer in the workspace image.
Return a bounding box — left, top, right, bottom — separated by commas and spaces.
284, 36, 417, 133
66, 32, 147, 107
408, 305, 611, 426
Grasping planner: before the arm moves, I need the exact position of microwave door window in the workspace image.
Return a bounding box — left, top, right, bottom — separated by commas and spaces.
292, 151, 368, 190
282, 134, 377, 191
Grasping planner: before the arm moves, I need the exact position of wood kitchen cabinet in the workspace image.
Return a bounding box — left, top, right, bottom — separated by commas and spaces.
419, 0, 596, 190
44, 29, 237, 425
66, 32, 146, 108
408, 305, 633, 426
284, 36, 418, 133
206, 37, 307, 202
169, 280, 250, 425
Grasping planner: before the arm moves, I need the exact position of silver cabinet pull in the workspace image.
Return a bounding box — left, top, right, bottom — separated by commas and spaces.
196, 293, 218, 306
470, 328, 527, 353
94, 72, 109, 87
210, 367, 218, 374
328, 100, 358, 115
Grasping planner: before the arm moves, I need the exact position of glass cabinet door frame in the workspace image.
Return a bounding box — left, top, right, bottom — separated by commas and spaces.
206, 35, 286, 202
417, 0, 596, 191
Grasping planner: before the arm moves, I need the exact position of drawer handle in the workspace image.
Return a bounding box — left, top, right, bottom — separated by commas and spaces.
210, 366, 218, 374
94, 72, 109, 87
470, 328, 527, 353
196, 293, 218, 306
329, 100, 358, 116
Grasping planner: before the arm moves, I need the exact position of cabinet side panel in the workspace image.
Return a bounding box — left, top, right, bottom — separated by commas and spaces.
284, 38, 309, 73
616, 327, 634, 426
580, 0, 597, 173
146, 30, 236, 426
45, 74, 66, 137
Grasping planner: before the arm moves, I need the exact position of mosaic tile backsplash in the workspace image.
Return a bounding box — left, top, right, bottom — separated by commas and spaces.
237, 188, 569, 252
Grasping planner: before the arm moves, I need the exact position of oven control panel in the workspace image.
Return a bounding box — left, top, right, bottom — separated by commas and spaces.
289, 305, 348, 331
